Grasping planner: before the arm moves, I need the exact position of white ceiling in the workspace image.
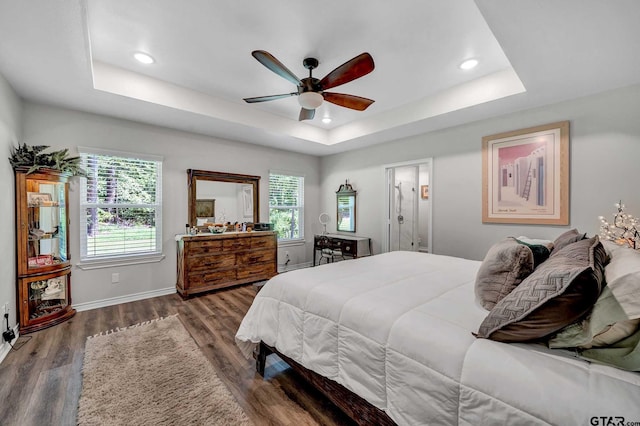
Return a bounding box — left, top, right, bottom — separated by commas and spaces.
1, 0, 640, 156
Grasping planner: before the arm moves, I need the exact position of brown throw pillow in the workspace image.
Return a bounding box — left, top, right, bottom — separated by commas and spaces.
475, 238, 536, 310
476, 236, 607, 342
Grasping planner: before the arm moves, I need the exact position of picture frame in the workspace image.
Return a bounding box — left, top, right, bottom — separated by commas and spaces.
195, 199, 215, 218
28, 254, 54, 267
27, 192, 52, 207
241, 185, 254, 218
482, 121, 569, 225
420, 185, 429, 200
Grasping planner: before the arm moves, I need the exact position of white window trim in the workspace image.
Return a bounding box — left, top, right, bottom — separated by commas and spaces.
277, 239, 306, 248
77, 147, 164, 267
75, 253, 166, 270
269, 170, 305, 243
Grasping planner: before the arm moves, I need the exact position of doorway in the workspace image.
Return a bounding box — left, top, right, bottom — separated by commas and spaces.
383, 159, 433, 253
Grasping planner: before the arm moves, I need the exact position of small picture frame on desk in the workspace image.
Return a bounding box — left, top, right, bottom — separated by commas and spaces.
28, 254, 53, 267
27, 192, 52, 207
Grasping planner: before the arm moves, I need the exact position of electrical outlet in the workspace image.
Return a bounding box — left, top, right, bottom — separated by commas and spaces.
111, 273, 120, 284
3, 328, 15, 343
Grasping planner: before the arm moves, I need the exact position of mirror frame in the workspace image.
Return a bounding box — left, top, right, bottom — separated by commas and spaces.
188, 169, 260, 227
336, 181, 357, 233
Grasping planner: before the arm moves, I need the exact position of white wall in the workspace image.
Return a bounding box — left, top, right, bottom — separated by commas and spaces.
21, 103, 321, 307
0, 73, 22, 345
8, 82, 640, 311
321, 83, 640, 261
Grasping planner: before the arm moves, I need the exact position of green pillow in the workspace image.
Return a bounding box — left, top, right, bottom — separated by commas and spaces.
578, 326, 640, 371
549, 287, 639, 349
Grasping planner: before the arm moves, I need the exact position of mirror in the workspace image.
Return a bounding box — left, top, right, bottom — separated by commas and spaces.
188, 169, 260, 228
319, 213, 330, 235
336, 180, 356, 232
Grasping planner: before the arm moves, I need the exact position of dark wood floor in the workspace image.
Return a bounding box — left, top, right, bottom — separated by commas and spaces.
0, 285, 355, 426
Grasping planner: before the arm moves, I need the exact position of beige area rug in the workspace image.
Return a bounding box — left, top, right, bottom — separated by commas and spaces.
77, 315, 252, 426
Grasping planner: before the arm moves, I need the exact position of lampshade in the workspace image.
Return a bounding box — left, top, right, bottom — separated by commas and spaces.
298, 91, 323, 110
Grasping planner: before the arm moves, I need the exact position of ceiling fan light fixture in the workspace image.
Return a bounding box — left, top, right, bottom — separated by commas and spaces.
459, 58, 478, 70
134, 52, 155, 64
298, 91, 323, 110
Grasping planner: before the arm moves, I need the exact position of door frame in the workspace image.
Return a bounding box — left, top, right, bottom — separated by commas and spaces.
381, 158, 433, 254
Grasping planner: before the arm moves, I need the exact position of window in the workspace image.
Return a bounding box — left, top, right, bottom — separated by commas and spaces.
269, 172, 304, 241
78, 147, 162, 263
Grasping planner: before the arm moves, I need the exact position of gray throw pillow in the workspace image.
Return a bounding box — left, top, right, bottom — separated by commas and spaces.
476, 236, 607, 342
551, 228, 586, 255
475, 238, 536, 311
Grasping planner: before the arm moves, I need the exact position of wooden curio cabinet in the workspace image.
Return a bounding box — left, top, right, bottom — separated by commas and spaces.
15, 167, 75, 333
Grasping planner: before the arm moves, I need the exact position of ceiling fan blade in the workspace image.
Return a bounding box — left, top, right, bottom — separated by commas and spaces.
319, 52, 375, 90
322, 92, 375, 111
299, 108, 315, 121
243, 93, 298, 103
251, 50, 301, 86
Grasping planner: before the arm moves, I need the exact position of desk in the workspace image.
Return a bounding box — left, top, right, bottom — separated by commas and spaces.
313, 234, 372, 266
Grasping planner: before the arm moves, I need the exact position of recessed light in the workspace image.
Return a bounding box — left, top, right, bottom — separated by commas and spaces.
459, 58, 478, 70
322, 117, 332, 124
134, 52, 155, 64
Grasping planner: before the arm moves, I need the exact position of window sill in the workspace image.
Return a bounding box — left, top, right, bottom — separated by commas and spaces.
75, 254, 165, 270
277, 239, 306, 247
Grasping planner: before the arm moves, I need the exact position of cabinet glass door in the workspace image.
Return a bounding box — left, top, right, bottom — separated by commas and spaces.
22, 271, 70, 323
26, 179, 68, 272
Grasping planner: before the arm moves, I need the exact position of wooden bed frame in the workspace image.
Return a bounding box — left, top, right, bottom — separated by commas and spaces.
255, 341, 396, 426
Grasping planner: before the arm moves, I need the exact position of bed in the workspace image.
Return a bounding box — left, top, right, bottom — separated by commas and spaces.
236, 243, 640, 425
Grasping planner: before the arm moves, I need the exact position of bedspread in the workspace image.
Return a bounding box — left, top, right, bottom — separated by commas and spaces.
236, 251, 640, 425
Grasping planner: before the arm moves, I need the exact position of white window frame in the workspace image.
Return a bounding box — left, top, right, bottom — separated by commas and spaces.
76, 147, 164, 270
269, 171, 305, 243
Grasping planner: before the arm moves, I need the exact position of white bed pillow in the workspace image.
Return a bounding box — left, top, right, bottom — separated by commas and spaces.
602, 240, 640, 319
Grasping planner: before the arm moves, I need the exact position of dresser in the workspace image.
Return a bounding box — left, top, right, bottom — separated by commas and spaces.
176, 231, 277, 297
313, 234, 372, 266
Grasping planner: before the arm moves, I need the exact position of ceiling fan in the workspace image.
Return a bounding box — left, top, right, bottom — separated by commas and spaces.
243, 50, 375, 121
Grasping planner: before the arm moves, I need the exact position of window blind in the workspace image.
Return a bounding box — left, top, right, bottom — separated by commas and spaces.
269, 173, 304, 241
79, 148, 163, 261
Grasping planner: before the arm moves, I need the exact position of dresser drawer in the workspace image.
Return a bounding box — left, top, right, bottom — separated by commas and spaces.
238, 249, 274, 265
185, 240, 223, 255
223, 238, 250, 251
341, 241, 356, 255
237, 263, 276, 280
251, 235, 276, 249
186, 253, 235, 271
188, 268, 236, 288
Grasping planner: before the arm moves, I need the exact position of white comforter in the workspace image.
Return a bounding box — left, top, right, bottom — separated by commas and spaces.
236, 251, 640, 425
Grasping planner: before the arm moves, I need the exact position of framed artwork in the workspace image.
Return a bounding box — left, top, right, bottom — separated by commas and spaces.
195, 199, 215, 218
241, 185, 254, 218
482, 121, 569, 225
421, 185, 429, 199
27, 192, 52, 207
28, 254, 54, 267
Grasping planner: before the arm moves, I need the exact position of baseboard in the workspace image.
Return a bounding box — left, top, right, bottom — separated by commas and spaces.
0, 325, 19, 365
74, 286, 176, 313
278, 261, 312, 273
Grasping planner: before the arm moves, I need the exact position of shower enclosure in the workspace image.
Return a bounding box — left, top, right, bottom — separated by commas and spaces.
384, 159, 432, 253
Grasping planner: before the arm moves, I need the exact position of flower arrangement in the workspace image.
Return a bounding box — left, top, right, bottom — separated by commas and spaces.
598, 200, 640, 249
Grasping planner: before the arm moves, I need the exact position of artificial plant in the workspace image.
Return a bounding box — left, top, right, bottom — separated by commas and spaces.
9, 142, 86, 176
